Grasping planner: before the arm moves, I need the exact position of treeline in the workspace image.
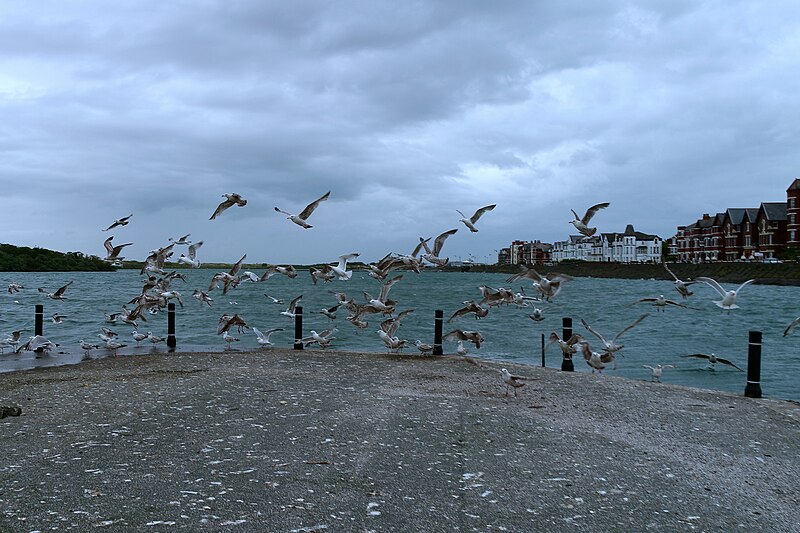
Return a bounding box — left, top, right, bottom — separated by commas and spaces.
0, 244, 115, 272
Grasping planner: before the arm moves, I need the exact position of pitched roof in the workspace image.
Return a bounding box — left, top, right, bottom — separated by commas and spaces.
787, 178, 800, 191
760, 202, 787, 221
725, 208, 751, 225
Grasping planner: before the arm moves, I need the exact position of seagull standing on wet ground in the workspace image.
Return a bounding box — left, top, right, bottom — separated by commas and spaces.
274, 191, 330, 229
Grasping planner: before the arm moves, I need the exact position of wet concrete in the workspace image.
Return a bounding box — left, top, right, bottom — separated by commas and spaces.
1, 349, 798, 532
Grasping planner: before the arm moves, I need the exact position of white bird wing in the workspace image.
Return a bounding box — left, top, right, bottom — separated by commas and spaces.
299, 191, 330, 220
210, 198, 235, 220
252, 327, 265, 340
287, 294, 303, 313
432, 229, 458, 255
103, 237, 114, 255
188, 240, 203, 260
694, 276, 727, 297
228, 254, 247, 276
735, 279, 756, 294
379, 274, 403, 302
784, 317, 800, 337
611, 313, 649, 342
581, 202, 610, 224
663, 263, 679, 281
580, 319, 609, 345
470, 204, 496, 224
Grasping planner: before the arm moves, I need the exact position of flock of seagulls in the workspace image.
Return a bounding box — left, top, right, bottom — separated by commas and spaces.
1, 194, 793, 398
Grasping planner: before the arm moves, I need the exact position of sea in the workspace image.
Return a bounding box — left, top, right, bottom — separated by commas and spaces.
1, 269, 798, 402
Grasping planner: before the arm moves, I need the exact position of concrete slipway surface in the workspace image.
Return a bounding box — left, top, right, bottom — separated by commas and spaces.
0, 349, 798, 532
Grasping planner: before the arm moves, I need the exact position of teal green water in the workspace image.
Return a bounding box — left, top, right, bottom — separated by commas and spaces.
1, 269, 798, 401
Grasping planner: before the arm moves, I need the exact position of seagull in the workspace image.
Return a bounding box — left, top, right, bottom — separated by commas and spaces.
280, 295, 303, 319
168, 233, 192, 245
240, 271, 261, 283
499, 368, 531, 397
299, 328, 338, 349
379, 309, 415, 338
7, 283, 23, 294
80, 339, 100, 356
17, 335, 59, 354
548, 332, 584, 358
575, 340, 616, 373
634, 295, 687, 312
274, 191, 330, 229
217, 314, 249, 335
664, 263, 696, 299
41, 281, 74, 300
261, 265, 298, 280
104, 338, 127, 356
642, 364, 674, 382
456, 204, 496, 233
103, 236, 133, 262
528, 308, 545, 322
98, 327, 118, 343
131, 330, 149, 345
51, 313, 67, 324
377, 329, 407, 352
192, 289, 213, 306
681, 353, 744, 371
147, 332, 166, 345
330, 253, 360, 281
253, 327, 283, 346
418, 229, 458, 267
455, 340, 468, 356
414, 339, 434, 356
210, 193, 247, 220
309, 264, 335, 284
694, 277, 755, 312
3, 330, 24, 352
448, 301, 489, 322
319, 303, 341, 320
177, 241, 204, 268
102, 214, 133, 231
264, 294, 284, 305
444, 329, 484, 349
580, 314, 649, 355
506, 267, 573, 301
222, 330, 240, 348
569, 202, 610, 239
783, 317, 800, 337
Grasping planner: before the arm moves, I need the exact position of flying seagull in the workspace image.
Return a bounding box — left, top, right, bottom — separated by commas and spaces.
694, 277, 755, 312
210, 193, 247, 220
418, 229, 458, 267
177, 241, 204, 268
580, 314, 649, 355
103, 214, 133, 231
664, 263, 696, 299
681, 353, 744, 371
633, 295, 687, 312
642, 364, 674, 382
253, 327, 284, 346
456, 204, 496, 233
569, 202, 609, 239
103, 236, 133, 262
274, 191, 330, 229
40, 281, 74, 300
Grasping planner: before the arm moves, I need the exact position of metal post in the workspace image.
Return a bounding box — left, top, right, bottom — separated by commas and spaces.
561, 317, 574, 372
167, 303, 177, 351
34, 304, 44, 353
541, 333, 545, 367
293, 306, 304, 350
744, 330, 762, 398
433, 310, 444, 355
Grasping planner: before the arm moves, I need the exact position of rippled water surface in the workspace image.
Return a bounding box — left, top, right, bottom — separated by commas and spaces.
1, 269, 798, 401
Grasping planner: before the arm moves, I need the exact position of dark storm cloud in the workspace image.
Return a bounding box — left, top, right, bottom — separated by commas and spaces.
1, 0, 799, 263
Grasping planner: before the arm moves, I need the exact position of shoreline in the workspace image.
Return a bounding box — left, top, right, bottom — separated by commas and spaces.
1, 349, 798, 531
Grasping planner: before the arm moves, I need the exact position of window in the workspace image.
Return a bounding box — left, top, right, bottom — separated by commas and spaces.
790, 198, 796, 209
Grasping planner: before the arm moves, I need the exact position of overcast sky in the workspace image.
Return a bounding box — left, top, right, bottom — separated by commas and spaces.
2, 1, 799, 264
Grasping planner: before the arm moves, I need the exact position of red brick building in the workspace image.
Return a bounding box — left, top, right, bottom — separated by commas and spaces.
674, 178, 798, 262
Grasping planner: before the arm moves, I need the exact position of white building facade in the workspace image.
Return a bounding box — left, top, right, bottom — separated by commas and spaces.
552, 225, 662, 263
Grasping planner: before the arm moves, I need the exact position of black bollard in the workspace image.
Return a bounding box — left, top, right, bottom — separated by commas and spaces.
541, 333, 545, 368
561, 317, 574, 372
34, 304, 44, 353
167, 303, 177, 351
294, 306, 304, 350
433, 310, 444, 355
744, 330, 762, 398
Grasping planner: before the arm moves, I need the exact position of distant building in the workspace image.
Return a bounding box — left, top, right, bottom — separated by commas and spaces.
552, 225, 662, 263
498, 240, 552, 265
674, 177, 798, 262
